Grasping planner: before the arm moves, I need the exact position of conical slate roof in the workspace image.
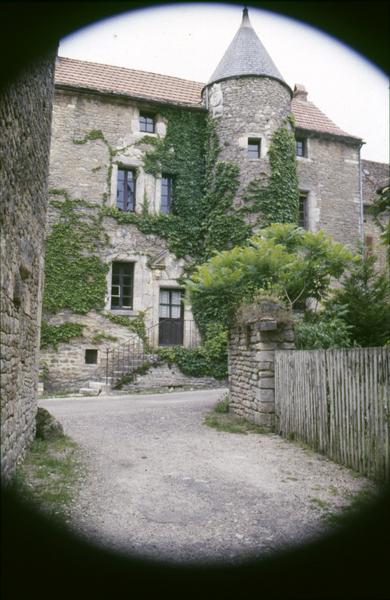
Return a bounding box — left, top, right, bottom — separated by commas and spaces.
207, 8, 289, 91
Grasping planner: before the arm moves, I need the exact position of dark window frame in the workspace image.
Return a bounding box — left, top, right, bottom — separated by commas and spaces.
85, 349, 98, 364
161, 175, 174, 214
111, 262, 134, 310
299, 192, 309, 229
116, 167, 136, 212
159, 289, 183, 320
248, 138, 261, 159
296, 137, 307, 158
139, 112, 156, 133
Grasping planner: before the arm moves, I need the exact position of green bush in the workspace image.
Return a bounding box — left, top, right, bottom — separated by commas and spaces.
330, 253, 390, 347
294, 307, 352, 349
187, 224, 354, 333
158, 322, 228, 379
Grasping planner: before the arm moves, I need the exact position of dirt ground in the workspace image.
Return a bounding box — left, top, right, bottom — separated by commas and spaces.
40, 388, 377, 565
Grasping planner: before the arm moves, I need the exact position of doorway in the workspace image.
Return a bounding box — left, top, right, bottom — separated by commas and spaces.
158, 289, 184, 346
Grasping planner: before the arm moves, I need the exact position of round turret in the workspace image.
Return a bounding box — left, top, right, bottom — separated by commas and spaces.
203, 8, 293, 202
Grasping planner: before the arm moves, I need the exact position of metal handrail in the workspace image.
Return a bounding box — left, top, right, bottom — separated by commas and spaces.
104, 318, 199, 389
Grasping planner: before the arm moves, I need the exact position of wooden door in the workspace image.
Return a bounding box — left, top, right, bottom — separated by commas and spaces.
158, 289, 184, 346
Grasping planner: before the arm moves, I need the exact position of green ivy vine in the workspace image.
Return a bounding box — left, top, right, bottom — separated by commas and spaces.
103, 311, 149, 347
40, 321, 84, 350
44, 110, 300, 379
43, 195, 109, 314
241, 117, 299, 226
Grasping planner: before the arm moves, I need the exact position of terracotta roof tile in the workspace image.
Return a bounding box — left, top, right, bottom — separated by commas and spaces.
292, 97, 361, 141
55, 56, 204, 107
55, 57, 361, 140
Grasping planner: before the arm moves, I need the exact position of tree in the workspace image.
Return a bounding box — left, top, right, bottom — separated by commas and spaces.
329, 252, 390, 347
186, 223, 354, 335
369, 184, 390, 264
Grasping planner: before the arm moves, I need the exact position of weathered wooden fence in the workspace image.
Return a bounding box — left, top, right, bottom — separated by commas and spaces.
275, 348, 390, 481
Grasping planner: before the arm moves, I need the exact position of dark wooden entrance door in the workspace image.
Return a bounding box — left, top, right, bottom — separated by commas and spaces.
159, 289, 184, 346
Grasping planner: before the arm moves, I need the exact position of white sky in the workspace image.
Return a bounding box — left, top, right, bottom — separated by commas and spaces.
59, 2, 389, 163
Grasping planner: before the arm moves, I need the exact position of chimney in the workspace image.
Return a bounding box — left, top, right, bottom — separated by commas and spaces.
293, 84, 308, 101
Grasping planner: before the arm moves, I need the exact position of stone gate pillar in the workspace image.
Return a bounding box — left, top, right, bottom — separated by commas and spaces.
228, 299, 294, 429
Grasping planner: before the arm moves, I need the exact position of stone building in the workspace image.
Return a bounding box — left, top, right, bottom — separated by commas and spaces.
42, 9, 387, 392
0, 55, 55, 478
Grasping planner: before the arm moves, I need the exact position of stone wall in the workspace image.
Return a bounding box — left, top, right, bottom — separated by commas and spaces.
296, 135, 362, 248
119, 362, 226, 393
0, 54, 55, 479
228, 300, 294, 428
204, 76, 291, 201
43, 88, 201, 390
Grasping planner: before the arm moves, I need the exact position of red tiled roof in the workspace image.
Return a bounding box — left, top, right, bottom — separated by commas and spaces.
55, 57, 361, 140
292, 97, 360, 140
55, 56, 204, 107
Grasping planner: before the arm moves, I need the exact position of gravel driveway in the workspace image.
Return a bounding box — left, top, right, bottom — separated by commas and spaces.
40, 389, 375, 565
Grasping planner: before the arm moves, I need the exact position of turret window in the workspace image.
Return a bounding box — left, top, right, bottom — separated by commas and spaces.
139, 112, 155, 133
296, 137, 307, 157
248, 138, 261, 159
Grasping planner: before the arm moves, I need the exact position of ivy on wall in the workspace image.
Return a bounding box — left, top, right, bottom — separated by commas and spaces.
44, 108, 300, 378
241, 117, 299, 226
202, 161, 251, 259
40, 321, 84, 350
103, 311, 149, 346
43, 194, 109, 314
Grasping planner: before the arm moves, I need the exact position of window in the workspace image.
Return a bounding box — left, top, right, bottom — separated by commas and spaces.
117, 168, 136, 212
365, 234, 374, 253
296, 137, 307, 157
299, 192, 308, 229
85, 349, 98, 364
139, 112, 155, 133
111, 262, 134, 309
161, 176, 174, 214
159, 289, 183, 319
248, 138, 261, 159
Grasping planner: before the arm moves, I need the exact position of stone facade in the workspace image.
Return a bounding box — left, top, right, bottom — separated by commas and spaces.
228, 301, 294, 428
203, 76, 292, 200
0, 55, 55, 479
43, 88, 201, 392
296, 136, 362, 248
42, 16, 387, 392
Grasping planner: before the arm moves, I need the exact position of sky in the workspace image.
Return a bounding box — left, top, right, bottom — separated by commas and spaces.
59, 2, 389, 163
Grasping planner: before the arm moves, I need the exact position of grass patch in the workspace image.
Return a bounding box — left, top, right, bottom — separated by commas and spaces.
324, 487, 380, 527
204, 412, 272, 435
214, 393, 230, 413
40, 390, 80, 398
11, 435, 84, 523
309, 496, 331, 510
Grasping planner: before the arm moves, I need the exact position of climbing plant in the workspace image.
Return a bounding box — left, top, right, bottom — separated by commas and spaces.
43, 195, 109, 314
241, 117, 299, 226
40, 321, 84, 350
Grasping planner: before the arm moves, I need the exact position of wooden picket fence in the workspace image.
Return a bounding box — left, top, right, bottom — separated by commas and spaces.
275, 348, 390, 481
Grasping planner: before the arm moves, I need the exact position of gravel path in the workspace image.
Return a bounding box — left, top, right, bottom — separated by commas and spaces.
40, 389, 375, 565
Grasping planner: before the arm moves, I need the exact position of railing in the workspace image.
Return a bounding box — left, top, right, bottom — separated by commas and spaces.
105, 319, 200, 389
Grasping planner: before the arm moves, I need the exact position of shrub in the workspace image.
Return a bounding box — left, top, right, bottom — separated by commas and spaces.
330, 253, 390, 347
294, 307, 352, 349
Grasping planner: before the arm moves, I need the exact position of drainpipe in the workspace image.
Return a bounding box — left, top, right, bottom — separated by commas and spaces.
358, 142, 365, 245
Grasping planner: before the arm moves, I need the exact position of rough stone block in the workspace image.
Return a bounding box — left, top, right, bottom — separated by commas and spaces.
256, 388, 274, 403
258, 377, 274, 389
